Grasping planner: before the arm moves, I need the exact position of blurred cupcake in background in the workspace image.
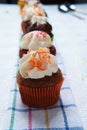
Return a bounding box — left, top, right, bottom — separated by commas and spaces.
21, 15, 53, 39
21, 3, 47, 19
17, 48, 64, 108
19, 31, 56, 58
18, 0, 40, 12
22, 0, 40, 10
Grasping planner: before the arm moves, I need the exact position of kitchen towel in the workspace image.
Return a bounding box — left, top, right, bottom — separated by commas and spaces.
0, 48, 84, 130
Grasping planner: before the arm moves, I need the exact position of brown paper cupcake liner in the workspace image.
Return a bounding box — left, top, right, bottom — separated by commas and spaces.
18, 77, 64, 108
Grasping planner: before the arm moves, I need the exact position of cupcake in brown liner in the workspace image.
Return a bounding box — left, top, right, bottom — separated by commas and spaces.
19, 31, 56, 58
21, 15, 53, 39
17, 48, 64, 108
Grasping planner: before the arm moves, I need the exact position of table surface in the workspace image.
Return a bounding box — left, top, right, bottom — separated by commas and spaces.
0, 3, 87, 130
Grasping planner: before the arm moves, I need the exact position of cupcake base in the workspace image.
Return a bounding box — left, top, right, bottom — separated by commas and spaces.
21, 21, 53, 38
18, 77, 64, 108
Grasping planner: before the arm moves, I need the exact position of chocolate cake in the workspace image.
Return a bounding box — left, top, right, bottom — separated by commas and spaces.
21, 20, 53, 38
17, 49, 64, 108
17, 68, 62, 88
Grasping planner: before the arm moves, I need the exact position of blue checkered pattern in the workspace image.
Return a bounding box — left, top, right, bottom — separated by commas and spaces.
0, 50, 83, 130
0, 4, 84, 130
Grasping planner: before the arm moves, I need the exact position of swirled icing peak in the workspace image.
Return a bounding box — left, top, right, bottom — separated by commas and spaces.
19, 48, 58, 79
21, 31, 52, 50
31, 15, 47, 24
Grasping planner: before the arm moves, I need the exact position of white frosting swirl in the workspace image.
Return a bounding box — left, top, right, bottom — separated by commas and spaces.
21, 31, 52, 50
22, 5, 46, 21
31, 15, 47, 24
19, 49, 58, 79
24, 0, 38, 8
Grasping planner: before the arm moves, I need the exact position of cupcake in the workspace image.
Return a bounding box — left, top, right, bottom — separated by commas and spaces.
19, 31, 56, 58
17, 48, 64, 108
21, 15, 53, 39
21, 4, 47, 20
22, 0, 40, 10
18, 0, 40, 12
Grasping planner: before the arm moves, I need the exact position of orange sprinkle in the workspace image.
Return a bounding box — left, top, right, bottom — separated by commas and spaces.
29, 57, 42, 68
42, 54, 52, 64
38, 12, 43, 16
37, 49, 47, 54
28, 49, 51, 71
33, 6, 43, 16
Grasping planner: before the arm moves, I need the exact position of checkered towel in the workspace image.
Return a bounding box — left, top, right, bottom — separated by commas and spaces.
0, 44, 84, 130
0, 3, 85, 130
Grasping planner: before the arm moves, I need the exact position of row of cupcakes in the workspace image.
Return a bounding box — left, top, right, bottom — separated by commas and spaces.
19, 1, 56, 56
20, 0, 53, 39
17, 0, 64, 108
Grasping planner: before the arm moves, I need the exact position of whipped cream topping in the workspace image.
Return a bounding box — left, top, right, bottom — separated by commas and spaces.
22, 5, 46, 21
25, 0, 38, 7
19, 49, 58, 79
31, 15, 47, 24
21, 31, 52, 50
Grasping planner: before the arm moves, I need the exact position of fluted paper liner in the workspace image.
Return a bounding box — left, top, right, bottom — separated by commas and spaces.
18, 77, 64, 108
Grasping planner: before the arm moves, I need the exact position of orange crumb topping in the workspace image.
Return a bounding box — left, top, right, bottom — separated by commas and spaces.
33, 6, 43, 16
36, 48, 48, 54
28, 49, 51, 71
38, 12, 43, 16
